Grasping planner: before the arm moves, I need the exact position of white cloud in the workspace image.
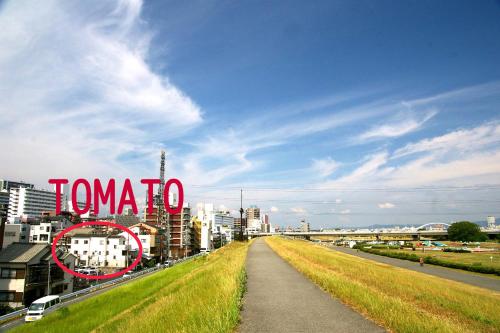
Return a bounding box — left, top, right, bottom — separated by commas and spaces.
359, 110, 436, 141
0, 0, 201, 183
270, 206, 279, 212
393, 122, 500, 158
291, 207, 307, 214
335, 198, 342, 204
378, 202, 395, 209
311, 157, 340, 177
340, 209, 351, 214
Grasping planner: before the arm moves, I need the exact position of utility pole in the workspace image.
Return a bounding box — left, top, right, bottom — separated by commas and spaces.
47, 260, 51, 295
239, 189, 244, 241
157, 150, 168, 263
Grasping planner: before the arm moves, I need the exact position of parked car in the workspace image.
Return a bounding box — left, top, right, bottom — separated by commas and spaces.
25, 295, 61, 322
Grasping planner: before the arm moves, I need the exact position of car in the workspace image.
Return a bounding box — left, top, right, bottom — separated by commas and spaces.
25, 295, 61, 322
123, 272, 132, 278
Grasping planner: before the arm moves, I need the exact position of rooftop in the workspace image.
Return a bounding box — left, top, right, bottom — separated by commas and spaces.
0, 243, 48, 263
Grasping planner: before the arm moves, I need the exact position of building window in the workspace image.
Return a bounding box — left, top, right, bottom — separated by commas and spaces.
100, 240, 104, 245
0, 269, 17, 279
141, 239, 146, 243
84, 240, 88, 244
33, 235, 38, 241
83, 251, 87, 255
113, 256, 116, 259
0, 292, 15, 301
74, 250, 78, 255
98, 251, 101, 255
114, 245, 117, 249
46, 226, 50, 232
106, 251, 109, 255
74, 240, 79, 244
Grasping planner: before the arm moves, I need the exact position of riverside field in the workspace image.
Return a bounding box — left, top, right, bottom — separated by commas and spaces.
266, 237, 500, 333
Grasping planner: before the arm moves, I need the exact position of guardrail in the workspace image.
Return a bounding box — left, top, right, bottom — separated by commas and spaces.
0, 252, 206, 324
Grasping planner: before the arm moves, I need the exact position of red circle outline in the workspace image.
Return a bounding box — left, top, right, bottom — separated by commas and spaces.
51, 221, 143, 280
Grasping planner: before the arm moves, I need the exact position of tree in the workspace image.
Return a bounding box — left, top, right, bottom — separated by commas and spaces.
448, 221, 488, 242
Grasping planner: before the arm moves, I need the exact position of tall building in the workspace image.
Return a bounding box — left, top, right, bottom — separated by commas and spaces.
299, 219, 310, 232
0, 180, 34, 192
0, 180, 35, 223
487, 216, 496, 229
197, 203, 214, 252
246, 205, 260, 220
168, 203, 191, 258
214, 211, 234, 243
7, 187, 62, 223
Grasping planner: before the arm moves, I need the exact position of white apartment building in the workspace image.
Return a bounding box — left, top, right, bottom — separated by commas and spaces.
29, 219, 72, 244
214, 212, 235, 242
487, 216, 496, 229
70, 235, 128, 268
200, 219, 212, 252
7, 187, 61, 223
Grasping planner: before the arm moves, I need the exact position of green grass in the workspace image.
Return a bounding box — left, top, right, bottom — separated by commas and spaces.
266, 237, 500, 333
378, 248, 500, 269
13, 242, 249, 333
358, 247, 500, 275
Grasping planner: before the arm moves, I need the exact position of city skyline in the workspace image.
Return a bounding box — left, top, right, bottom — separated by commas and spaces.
1, 0, 500, 227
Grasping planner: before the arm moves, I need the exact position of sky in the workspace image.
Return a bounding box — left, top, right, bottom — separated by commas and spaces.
1, 0, 500, 228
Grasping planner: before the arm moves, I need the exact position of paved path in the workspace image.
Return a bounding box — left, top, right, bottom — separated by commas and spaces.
239, 238, 385, 333
331, 246, 500, 292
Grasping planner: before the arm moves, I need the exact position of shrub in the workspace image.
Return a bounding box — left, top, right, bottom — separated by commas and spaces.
443, 248, 471, 253
358, 247, 500, 275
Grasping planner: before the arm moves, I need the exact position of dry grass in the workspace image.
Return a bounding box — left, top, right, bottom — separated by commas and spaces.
13, 242, 249, 333
266, 237, 500, 333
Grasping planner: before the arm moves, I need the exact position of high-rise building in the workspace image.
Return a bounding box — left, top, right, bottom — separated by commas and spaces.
299, 219, 310, 232
168, 203, 191, 258
214, 212, 234, 243
487, 216, 496, 229
7, 187, 62, 223
0, 180, 34, 192
246, 205, 260, 220
0, 180, 35, 222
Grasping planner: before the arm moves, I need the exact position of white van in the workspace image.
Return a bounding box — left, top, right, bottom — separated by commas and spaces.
25, 295, 61, 322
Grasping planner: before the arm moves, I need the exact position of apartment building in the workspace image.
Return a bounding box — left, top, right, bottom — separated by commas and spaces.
168, 203, 191, 258
2, 223, 30, 249
70, 235, 128, 269
7, 187, 62, 223
0, 243, 76, 307
126, 223, 162, 260
29, 219, 72, 244
214, 212, 235, 243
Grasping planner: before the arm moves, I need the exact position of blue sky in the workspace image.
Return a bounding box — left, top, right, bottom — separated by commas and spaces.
1, 0, 500, 227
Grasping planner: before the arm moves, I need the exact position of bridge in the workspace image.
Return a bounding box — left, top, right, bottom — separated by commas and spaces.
253, 223, 500, 241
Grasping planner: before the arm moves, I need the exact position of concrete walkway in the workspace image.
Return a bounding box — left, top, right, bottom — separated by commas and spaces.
239, 238, 385, 333
332, 246, 500, 291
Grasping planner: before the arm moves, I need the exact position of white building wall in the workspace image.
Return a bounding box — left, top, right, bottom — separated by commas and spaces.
7, 188, 61, 222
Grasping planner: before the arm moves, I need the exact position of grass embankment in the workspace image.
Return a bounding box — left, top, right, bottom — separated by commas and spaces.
13, 242, 249, 333
266, 237, 500, 333
358, 246, 500, 275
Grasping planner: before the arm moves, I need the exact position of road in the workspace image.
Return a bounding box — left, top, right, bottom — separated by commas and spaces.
239, 238, 385, 333
331, 246, 500, 291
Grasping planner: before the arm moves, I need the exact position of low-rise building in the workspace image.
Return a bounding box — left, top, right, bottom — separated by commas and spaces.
70, 235, 128, 269
125, 223, 162, 260
2, 223, 30, 249
0, 243, 76, 308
